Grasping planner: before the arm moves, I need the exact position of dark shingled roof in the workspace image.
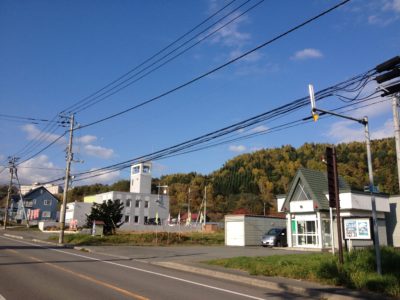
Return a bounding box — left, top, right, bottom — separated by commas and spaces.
284, 168, 351, 210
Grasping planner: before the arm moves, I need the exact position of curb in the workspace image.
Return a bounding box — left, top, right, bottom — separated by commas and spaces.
3, 233, 71, 248
73, 246, 132, 260
153, 261, 360, 300
3, 233, 24, 240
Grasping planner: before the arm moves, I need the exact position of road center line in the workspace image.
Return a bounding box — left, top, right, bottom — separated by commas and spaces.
1, 236, 265, 300
4, 247, 148, 300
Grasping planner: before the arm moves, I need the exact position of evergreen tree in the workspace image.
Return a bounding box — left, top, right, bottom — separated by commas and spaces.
86, 200, 124, 235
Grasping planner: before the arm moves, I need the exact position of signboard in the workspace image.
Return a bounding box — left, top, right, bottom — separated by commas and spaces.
343, 218, 371, 240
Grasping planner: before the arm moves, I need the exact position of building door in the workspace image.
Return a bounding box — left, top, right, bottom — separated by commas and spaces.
293, 220, 318, 247
322, 219, 332, 248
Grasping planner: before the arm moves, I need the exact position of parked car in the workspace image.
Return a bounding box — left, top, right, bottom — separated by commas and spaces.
261, 228, 287, 247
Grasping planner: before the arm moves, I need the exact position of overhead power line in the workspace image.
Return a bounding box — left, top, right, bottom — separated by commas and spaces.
71, 0, 265, 114
4, 0, 252, 165
61, 0, 242, 114
42, 66, 374, 185
65, 95, 388, 184
77, 0, 352, 130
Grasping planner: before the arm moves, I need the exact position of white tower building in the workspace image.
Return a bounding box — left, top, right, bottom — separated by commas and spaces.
130, 162, 152, 194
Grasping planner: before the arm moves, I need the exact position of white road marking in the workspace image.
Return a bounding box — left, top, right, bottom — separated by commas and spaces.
0, 236, 265, 300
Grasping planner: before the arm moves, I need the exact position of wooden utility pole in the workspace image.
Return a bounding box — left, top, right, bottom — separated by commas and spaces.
392, 95, 400, 192
3, 157, 15, 229
59, 114, 74, 244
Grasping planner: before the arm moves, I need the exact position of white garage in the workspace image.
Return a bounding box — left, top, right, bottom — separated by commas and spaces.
225, 215, 286, 246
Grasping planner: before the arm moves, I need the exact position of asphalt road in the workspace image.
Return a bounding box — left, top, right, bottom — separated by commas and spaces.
0, 236, 309, 300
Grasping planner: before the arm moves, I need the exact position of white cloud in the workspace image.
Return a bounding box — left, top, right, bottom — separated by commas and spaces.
207, 0, 253, 57
250, 146, 262, 152
291, 48, 323, 60
383, 0, 400, 12
152, 162, 168, 175
350, 99, 391, 119
328, 119, 394, 143
0, 155, 64, 185
250, 125, 268, 133
371, 119, 394, 139
368, 14, 398, 26
78, 169, 121, 185
237, 125, 268, 135
229, 49, 262, 62
210, 13, 251, 48
21, 124, 66, 144
229, 144, 247, 152
361, 0, 400, 26
76, 135, 97, 144
84, 145, 114, 159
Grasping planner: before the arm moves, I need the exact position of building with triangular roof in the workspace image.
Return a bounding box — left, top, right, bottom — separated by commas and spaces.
10, 186, 59, 223
277, 168, 390, 250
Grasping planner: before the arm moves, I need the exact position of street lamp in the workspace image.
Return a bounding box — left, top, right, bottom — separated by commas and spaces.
309, 84, 382, 275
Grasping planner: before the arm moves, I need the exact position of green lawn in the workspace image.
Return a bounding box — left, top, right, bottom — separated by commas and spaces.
49, 231, 225, 246
206, 247, 400, 297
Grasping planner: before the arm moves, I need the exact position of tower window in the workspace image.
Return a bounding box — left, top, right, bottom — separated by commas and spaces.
143, 165, 150, 173
132, 166, 140, 174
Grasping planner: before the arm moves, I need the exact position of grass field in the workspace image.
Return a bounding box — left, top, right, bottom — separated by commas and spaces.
207, 247, 400, 297
49, 231, 225, 246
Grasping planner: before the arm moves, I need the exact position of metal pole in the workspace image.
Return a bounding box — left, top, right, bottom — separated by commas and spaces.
364, 117, 382, 275
329, 207, 335, 255
392, 94, 400, 192
188, 187, 191, 220
3, 157, 15, 230
204, 186, 207, 226
59, 114, 74, 244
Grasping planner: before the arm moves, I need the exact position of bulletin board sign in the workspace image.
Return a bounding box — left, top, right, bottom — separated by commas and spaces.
343, 218, 371, 240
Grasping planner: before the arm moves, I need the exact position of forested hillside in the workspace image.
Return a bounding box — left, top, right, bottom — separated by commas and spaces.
3, 138, 395, 221
159, 138, 398, 220
70, 138, 399, 220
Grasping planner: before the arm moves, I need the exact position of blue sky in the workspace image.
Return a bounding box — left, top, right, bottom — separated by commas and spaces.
0, 0, 399, 186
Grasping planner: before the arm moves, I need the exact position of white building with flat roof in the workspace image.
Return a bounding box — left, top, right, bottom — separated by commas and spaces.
21, 183, 63, 195
80, 162, 169, 230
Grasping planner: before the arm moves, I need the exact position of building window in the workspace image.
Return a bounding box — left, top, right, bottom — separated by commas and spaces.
43, 199, 51, 206
24, 200, 33, 208
132, 166, 140, 174
292, 182, 311, 201
126, 199, 131, 207
144, 201, 149, 208
292, 220, 318, 247
134, 216, 139, 223
143, 165, 150, 173
125, 215, 130, 223
42, 211, 51, 218
135, 200, 140, 208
